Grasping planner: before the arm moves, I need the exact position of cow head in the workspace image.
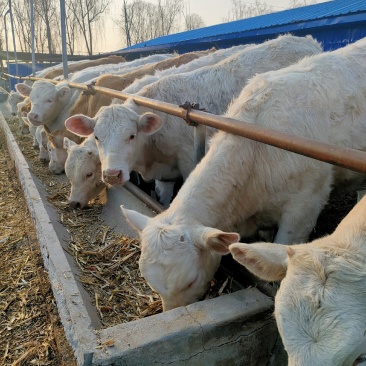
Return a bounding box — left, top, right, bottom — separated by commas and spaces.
16, 81, 70, 126
65, 103, 163, 186
7, 90, 25, 116
121, 206, 240, 311
64, 136, 105, 209
225, 237, 366, 366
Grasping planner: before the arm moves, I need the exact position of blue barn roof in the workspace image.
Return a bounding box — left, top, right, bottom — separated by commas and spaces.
114, 0, 366, 59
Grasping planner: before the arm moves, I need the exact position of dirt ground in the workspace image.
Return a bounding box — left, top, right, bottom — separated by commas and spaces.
0, 117, 77, 364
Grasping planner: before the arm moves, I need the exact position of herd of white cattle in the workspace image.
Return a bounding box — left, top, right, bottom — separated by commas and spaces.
4, 33, 366, 365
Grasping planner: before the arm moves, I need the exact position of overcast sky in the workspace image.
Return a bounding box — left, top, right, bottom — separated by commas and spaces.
93, 0, 330, 53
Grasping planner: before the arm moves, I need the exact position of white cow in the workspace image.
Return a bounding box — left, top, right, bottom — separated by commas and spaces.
225, 194, 366, 366
15, 97, 31, 134
64, 135, 106, 208
121, 36, 366, 311
7, 90, 25, 116
65, 34, 322, 205
15, 80, 76, 132
45, 127, 83, 174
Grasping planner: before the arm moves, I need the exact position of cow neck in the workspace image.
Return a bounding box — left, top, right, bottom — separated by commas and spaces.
168, 133, 257, 231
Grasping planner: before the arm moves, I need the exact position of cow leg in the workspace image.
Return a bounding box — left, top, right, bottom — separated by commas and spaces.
274, 170, 332, 244
155, 180, 175, 208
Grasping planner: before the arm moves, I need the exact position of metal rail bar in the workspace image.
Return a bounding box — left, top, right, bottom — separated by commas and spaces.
8, 73, 366, 174
124, 182, 164, 214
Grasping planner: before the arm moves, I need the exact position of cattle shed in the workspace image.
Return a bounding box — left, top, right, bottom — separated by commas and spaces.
115, 0, 366, 60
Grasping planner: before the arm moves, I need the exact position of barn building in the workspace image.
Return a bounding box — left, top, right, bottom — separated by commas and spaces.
115, 0, 366, 59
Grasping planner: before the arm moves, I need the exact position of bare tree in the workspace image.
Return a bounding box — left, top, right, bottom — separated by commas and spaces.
223, 0, 274, 22
0, 1, 7, 51
69, 0, 111, 55
183, 13, 205, 31
182, 1, 205, 31
11, 0, 31, 52
129, 2, 161, 43
115, 0, 185, 48
65, 0, 81, 55
156, 0, 183, 35
35, 0, 59, 54
289, 0, 320, 8
10, 0, 60, 54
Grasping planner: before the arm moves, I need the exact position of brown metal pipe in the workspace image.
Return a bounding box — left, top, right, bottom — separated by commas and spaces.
189, 110, 366, 173
10, 73, 366, 173
91, 86, 366, 174
124, 181, 164, 214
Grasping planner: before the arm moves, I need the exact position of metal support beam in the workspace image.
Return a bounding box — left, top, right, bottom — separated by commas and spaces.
3, 10, 10, 75
8, 0, 19, 78
59, 0, 68, 79
30, 0, 36, 76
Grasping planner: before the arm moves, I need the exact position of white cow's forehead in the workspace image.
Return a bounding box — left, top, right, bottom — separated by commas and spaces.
95, 110, 138, 138
31, 83, 57, 100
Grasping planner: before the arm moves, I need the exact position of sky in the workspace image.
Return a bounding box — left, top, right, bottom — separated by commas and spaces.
93, 0, 330, 54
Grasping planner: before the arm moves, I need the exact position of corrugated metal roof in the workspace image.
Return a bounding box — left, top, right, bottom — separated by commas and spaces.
124, 0, 366, 50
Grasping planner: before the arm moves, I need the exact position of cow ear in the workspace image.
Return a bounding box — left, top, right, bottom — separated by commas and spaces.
121, 206, 149, 232
15, 83, 32, 97
229, 242, 289, 282
65, 114, 95, 136
56, 83, 70, 98
137, 112, 163, 135
202, 228, 240, 254
63, 137, 77, 152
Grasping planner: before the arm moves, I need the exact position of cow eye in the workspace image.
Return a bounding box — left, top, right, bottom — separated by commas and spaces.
129, 134, 135, 141
179, 235, 184, 242
95, 136, 99, 141
86, 172, 93, 178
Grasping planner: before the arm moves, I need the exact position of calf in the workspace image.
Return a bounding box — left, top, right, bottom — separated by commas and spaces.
121, 36, 366, 311
7, 91, 25, 116
225, 194, 366, 366
16, 97, 31, 134
65, 34, 322, 205
44, 126, 83, 174
64, 135, 106, 208
15, 80, 76, 132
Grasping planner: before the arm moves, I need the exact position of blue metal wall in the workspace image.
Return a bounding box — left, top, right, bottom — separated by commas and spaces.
7, 63, 56, 91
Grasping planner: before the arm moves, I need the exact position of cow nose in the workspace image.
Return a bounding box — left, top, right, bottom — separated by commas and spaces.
28, 112, 38, 121
69, 200, 82, 209
103, 169, 123, 185
11, 112, 16, 116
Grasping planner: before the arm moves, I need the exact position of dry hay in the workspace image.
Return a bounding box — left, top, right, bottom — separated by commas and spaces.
5, 118, 237, 329
0, 123, 76, 365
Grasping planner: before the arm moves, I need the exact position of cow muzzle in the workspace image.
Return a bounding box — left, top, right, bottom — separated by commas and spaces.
103, 169, 124, 185
27, 112, 42, 126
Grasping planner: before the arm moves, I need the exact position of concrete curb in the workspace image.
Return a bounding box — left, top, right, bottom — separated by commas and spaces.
1, 111, 282, 366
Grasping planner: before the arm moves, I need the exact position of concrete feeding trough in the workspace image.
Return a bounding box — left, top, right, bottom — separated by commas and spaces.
0, 108, 286, 366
